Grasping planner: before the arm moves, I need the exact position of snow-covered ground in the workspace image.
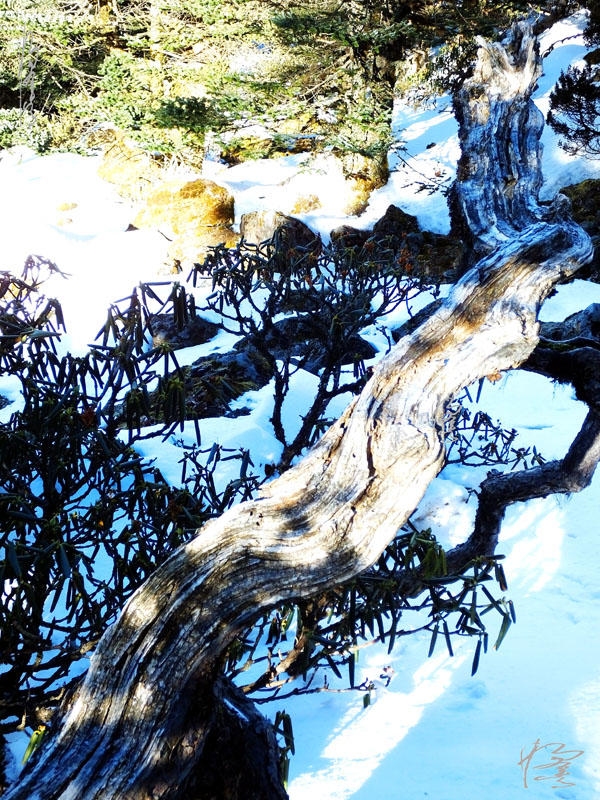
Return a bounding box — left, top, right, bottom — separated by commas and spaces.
2, 12, 600, 798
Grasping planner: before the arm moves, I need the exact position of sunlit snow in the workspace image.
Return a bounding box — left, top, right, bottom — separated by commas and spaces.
1, 12, 600, 798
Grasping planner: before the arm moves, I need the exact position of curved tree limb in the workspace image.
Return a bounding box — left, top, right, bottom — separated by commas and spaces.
523, 303, 600, 410
439, 304, 600, 578
438, 302, 600, 573
446, 410, 600, 574
5, 23, 595, 800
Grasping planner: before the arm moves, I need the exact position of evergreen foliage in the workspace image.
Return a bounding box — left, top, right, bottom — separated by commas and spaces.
547, 2, 600, 158
548, 62, 600, 156
0, 0, 551, 164
190, 233, 432, 469
0, 259, 257, 733
583, 0, 600, 44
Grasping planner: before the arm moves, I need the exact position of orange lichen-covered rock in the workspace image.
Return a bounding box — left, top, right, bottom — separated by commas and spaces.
134, 178, 235, 235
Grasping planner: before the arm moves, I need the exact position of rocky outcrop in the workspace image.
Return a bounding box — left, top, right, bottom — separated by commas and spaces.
95, 132, 238, 270
331, 204, 464, 282
249, 316, 376, 375
147, 311, 376, 425
184, 347, 273, 418
178, 315, 376, 422
372, 203, 420, 237
239, 210, 322, 272
329, 224, 370, 250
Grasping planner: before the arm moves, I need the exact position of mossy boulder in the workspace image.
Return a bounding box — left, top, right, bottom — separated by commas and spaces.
134, 178, 235, 236
340, 151, 389, 215
560, 179, 600, 225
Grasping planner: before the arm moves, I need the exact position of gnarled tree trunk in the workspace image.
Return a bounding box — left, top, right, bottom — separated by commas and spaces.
5, 23, 595, 800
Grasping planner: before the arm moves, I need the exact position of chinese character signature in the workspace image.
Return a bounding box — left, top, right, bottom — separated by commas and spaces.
518, 739, 584, 789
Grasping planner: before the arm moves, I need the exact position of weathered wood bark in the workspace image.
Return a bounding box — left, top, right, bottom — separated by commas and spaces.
391, 304, 600, 598
5, 23, 595, 800
179, 677, 288, 800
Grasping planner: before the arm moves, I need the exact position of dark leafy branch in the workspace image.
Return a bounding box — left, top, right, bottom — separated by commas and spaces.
0, 235, 540, 741
0, 262, 258, 733
190, 233, 438, 468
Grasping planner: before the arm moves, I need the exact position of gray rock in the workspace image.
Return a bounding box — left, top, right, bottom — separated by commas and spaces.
149, 313, 219, 351
240, 210, 321, 253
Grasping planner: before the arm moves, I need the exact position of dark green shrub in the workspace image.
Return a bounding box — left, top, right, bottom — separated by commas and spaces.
190, 233, 435, 469
0, 108, 52, 151
0, 262, 257, 734
0, 236, 529, 761
548, 63, 600, 157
